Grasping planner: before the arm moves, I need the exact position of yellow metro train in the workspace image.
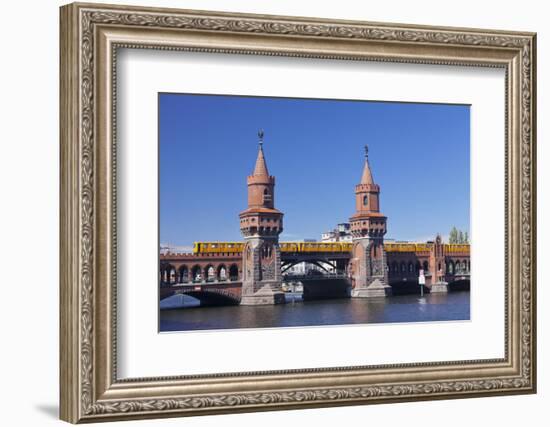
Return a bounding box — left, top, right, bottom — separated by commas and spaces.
384, 243, 432, 252
193, 242, 244, 254
193, 241, 353, 254
193, 241, 470, 254
444, 244, 470, 253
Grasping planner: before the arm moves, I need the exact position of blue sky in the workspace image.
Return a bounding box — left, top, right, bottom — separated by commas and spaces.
159, 93, 470, 248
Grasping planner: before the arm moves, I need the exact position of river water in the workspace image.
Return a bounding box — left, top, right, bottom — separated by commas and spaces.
159, 291, 470, 332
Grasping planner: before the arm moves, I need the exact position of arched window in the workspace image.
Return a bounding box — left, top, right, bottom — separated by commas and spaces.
263, 188, 272, 204
363, 195, 368, 206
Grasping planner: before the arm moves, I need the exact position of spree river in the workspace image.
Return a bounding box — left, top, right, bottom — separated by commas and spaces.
159, 291, 470, 332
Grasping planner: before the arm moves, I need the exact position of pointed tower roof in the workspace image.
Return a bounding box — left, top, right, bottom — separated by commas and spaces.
360, 145, 374, 184
252, 130, 269, 177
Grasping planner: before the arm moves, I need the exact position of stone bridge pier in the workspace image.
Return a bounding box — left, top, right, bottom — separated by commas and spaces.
349, 145, 392, 298
238, 131, 285, 305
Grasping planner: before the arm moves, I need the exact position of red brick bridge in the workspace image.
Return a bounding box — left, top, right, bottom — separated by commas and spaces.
160, 135, 470, 305
160, 241, 470, 303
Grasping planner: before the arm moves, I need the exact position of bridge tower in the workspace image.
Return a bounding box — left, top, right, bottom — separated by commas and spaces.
239, 131, 286, 305
349, 146, 392, 297
429, 234, 449, 293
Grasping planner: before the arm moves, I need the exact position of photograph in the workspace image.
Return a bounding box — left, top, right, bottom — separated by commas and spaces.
158, 93, 471, 332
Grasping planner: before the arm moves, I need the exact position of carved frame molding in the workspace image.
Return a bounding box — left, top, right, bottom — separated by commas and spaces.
60, 2, 536, 423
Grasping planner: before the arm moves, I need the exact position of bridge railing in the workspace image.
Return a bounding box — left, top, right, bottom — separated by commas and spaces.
283, 272, 348, 281
160, 277, 241, 287
448, 271, 470, 277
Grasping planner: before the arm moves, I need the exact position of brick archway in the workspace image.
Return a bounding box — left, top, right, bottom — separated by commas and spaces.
177, 265, 189, 283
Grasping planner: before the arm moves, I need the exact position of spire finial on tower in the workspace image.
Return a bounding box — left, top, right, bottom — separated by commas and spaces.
360, 145, 374, 185
252, 129, 269, 177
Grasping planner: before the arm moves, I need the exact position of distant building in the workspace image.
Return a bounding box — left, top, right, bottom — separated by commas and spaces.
321, 222, 352, 242
285, 262, 307, 275
284, 261, 334, 275
283, 239, 329, 275
160, 244, 193, 255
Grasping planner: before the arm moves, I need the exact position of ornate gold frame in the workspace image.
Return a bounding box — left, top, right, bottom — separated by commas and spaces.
60, 2, 537, 423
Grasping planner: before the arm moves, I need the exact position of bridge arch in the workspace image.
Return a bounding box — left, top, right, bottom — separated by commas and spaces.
160, 263, 176, 285
447, 261, 454, 274
217, 264, 227, 281
281, 259, 337, 274
229, 264, 239, 281
159, 265, 166, 285
159, 264, 166, 284
391, 261, 398, 274
161, 288, 241, 306
454, 260, 466, 274
205, 264, 215, 281
178, 265, 189, 283
182, 289, 241, 306
448, 278, 470, 291
191, 264, 202, 281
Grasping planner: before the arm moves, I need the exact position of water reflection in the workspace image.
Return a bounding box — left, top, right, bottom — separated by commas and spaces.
159, 291, 470, 332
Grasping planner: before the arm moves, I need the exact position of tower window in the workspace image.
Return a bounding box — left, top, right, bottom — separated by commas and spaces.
263, 188, 272, 204
363, 195, 368, 206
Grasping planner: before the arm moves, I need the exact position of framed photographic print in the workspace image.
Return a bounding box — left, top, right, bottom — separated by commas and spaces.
60, 2, 537, 423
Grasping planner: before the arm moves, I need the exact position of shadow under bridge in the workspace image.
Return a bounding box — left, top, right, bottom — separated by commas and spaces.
160, 283, 242, 306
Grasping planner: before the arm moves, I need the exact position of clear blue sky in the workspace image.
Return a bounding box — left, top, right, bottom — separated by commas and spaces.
159, 93, 470, 247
